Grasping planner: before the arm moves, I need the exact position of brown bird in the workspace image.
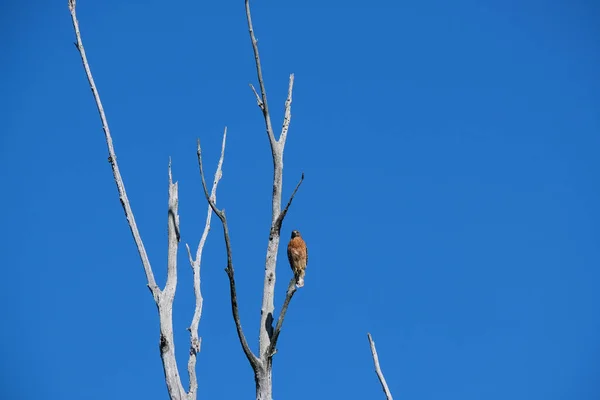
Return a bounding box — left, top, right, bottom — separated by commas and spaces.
287, 230, 308, 288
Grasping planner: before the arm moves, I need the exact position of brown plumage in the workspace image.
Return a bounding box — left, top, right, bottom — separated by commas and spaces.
287, 230, 308, 288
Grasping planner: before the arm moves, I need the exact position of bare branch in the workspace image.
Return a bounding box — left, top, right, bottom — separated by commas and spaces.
185, 243, 194, 267
245, 0, 276, 146
197, 133, 260, 370
279, 74, 295, 146
197, 139, 223, 220
186, 128, 227, 399
367, 333, 394, 400
68, 0, 159, 300
165, 160, 180, 299
191, 129, 227, 270
249, 83, 264, 110
274, 172, 304, 233
69, 3, 189, 397
267, 278, 298, 357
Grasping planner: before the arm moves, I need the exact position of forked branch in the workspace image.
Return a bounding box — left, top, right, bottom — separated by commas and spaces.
68, 0, 159, 301
245, 0, 275, 146
185, 129, 227, 399
267, 278, 298, 356
197, 133, 260, 370
69, 2, 190, 398
367, 333, 394, 400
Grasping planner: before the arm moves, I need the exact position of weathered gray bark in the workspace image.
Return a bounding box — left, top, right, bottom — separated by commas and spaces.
368, 333, 394, 400
197, 132, 303, 400
195, 3, 305, 399
68, 2, 226, 398
71, 0, 309, 398
185, 131, 227, 400
246, 0, 304, 394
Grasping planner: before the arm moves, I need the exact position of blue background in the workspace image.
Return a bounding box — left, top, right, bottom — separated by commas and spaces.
2, 0, 599, 399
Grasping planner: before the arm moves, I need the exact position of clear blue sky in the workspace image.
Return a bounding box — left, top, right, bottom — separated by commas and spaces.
2, 0, 599, 399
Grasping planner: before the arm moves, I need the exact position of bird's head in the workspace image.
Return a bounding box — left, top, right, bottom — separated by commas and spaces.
291, 230, 301, 238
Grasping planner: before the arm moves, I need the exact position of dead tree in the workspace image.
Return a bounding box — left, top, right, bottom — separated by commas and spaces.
70, 1, 394, 399
195, 1, 305, 399
69, 0, 304, 397
68, 1, 227, 399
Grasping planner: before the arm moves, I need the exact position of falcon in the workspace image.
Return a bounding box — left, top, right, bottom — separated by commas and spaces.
287, 230, 308, 288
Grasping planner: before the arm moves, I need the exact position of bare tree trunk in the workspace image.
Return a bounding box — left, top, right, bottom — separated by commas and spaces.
197, 3, 305, 398
158, 298, 185, 399
157, 170, 186, 399
246, 1, 302, 395
255, 361, 273, 400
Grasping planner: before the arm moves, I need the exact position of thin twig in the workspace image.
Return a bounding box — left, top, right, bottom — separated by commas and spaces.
185, 128, 227, 399
274, 172, 304, 232
68, 0, 159, 300
245, 0, 275, 146
249, 83, 264, 109
367, 333, 394, 400
197, 135, 260, 370
267, 277, 298, 356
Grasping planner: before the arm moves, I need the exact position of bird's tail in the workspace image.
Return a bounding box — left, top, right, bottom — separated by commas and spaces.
296, 271, 305, 288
